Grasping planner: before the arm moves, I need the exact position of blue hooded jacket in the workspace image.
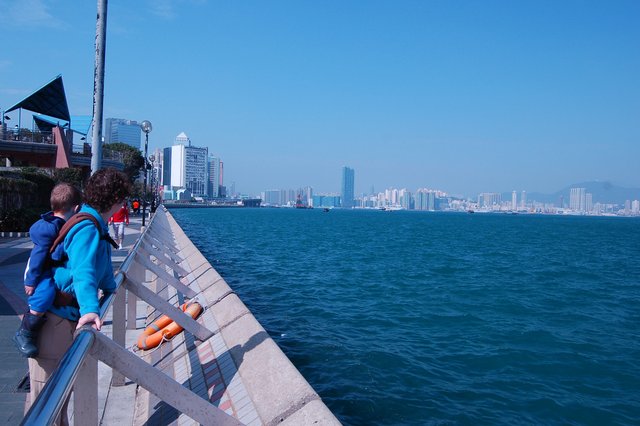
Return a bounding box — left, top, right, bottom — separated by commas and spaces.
24, 212, 66, 287
49, 205, 116, 321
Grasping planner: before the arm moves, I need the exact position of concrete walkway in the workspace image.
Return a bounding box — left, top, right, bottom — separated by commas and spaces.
0, 216, 144, 425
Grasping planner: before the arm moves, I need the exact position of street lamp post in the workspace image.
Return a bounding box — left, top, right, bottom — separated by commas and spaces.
149, 154, 157, 213
140, 120, 152, 227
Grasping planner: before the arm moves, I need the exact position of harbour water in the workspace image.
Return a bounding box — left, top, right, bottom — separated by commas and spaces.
170, 208, 640, 425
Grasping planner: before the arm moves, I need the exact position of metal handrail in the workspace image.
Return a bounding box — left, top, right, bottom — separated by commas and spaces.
21, 211, 156, 426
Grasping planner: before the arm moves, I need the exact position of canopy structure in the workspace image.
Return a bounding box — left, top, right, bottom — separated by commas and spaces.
6, 75, 71, 122
34, 114, 92, 136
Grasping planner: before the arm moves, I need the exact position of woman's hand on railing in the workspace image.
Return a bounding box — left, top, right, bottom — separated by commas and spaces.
77, 312, 102, 331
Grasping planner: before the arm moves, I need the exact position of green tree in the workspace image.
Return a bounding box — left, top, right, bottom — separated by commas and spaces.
52, 167, 87, 188
103, 142, 145, 183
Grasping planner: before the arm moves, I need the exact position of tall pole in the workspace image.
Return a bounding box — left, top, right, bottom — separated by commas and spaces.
142, 131, 148, 227
140, 120, 152, 227
91, 0, 108, 174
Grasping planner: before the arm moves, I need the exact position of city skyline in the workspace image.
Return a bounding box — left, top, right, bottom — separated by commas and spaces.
1, 1, 638, 197
259, 180, 640, 215
258, 166, 640, 212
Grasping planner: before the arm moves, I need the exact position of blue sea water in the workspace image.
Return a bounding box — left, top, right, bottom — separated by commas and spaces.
170, 208, 640, 425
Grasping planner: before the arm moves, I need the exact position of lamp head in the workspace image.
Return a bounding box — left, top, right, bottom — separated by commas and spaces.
140, 120, 152, 134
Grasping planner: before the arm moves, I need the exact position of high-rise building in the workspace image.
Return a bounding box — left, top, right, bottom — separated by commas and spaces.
219, 161, 224, 194
296, 186, 313, 206
585, 193, 593, 213
104, 118, 141, 149
312, 194, 341, 208
261, 189, 296, 206
520, 190, 527, 210
208, 155, 221, 198
478, 192, 501, 208
341, 166, 355, 208
570, 187, 586, 211
400, 189, 412, 209
170, 132, 208, 197
415, 189, 436, 211
150, 148, 163, 194
415, 190, 427, 211
512, 191, 517, 210
162, 147, 172, 187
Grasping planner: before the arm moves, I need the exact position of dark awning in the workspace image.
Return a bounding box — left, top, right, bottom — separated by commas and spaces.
6, 75, 70, 122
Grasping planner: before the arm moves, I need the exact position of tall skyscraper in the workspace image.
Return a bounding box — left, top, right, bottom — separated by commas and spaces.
341, 166, 355, 208
520, 190, 527, 210
415, 189, 436, 211
478, 192, 501, 208
512, 191, 517, 210
400, 189, 412, 209
415, 190, 427, 211
150, 148, 163, 193
104, 118, 141, 149
208, 155, 221, 198
170, 132, 208, 197
570, 187, 586, 211
162, 147, 172, 187
585, 193, 593, 213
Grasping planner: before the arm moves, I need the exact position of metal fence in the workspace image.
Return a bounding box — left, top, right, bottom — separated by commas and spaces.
21, 206, 241, 426
0, 127, 124, 162
0, 128, 54, 144
70, 143, 124, 162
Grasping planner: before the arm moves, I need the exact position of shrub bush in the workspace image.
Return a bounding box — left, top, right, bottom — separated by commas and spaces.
0, 169, 55, 231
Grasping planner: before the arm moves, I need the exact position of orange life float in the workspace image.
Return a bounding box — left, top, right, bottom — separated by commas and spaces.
137, 301, 203, 350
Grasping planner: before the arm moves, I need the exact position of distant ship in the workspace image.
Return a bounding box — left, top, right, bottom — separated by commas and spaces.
295, 194, 313, 209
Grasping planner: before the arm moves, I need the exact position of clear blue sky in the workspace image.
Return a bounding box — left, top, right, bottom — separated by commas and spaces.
1, 0, 638, 197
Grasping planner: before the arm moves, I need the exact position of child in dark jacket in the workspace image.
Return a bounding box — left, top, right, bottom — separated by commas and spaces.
13, 183, 82, 358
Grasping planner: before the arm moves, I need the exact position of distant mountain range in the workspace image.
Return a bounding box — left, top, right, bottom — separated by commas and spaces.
503, 181, 640, 206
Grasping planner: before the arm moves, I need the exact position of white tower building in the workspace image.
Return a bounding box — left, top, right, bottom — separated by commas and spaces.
170, 132, 208, 197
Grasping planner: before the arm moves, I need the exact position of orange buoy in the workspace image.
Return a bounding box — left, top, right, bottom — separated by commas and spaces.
137, 302, 203, 350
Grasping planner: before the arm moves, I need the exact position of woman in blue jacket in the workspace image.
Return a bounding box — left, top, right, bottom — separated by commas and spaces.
26, 168, 132, 425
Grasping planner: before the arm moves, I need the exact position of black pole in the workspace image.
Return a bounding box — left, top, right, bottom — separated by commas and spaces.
142, 131, 148, 227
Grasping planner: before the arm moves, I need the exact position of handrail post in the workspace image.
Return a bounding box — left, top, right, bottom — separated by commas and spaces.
144, 231, 182, 256
21, 331, 96, 426
87, 328, 243, 426
132, 252, 197, 297
138, 242, 189, 277
74, 354, 99, 424
122, 275, 214, 341
127, 289, 138, 330
111, 285, 127, 386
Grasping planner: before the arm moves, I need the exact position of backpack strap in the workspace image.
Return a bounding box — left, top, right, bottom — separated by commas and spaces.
50, 212, 119, 254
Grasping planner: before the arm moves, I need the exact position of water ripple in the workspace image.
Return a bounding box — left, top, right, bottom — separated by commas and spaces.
172, 209, 640, 425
